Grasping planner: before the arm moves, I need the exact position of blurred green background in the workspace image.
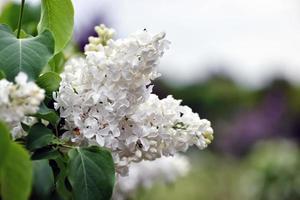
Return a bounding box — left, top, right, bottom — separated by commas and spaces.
139, 77, 300, 200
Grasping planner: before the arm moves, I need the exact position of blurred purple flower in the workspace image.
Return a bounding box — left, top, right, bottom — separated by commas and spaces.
218, 89, 287, 156
73, 0, 114, 51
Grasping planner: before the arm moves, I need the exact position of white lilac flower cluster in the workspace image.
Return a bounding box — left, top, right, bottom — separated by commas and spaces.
112, 154, 190, 200
0, 72, 45, 138
54, 24, 213, 175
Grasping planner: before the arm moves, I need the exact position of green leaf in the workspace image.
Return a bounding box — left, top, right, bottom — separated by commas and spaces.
27, 123, 56, 151
0, 2, 41, 36
13, 29, 30, 39
32, 160, 54, 198
48, 52, 65, 74
55, 156, 72, 200
0, 70, 6, 80
36, 71, 61, 96
0, 24, 55, 81
68, 147, 115, 200
32, 103, 59, 125
38, 0, 74, 54
31, 147, 60, 160
0, 143, 33, 200
0, 121, 11, 170
21, 122, 30, 132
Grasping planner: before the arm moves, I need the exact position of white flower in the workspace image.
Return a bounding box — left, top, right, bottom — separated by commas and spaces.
11, 116, 38, 139
125, 94, 214, 161
85, 24, 115, 52
55, 25, 213, 175
112, 154, 190, 200
0, 72, 45, 139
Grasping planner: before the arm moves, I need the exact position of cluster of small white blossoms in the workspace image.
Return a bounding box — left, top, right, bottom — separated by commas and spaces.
0, 72, 45, 138
54, 24, 213, 175
112, 154, 190, 200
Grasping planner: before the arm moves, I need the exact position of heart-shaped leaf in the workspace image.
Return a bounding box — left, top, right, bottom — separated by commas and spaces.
68, 146, 115, 200
27, 123, 56, 151
38, 0, 74, 54
32, 160, 54, 198
31, 147, 60, 160
0, 24, 54, 81
32, 103, 59, 125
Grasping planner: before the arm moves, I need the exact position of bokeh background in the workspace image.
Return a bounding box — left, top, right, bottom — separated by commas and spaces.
1, 0, 300, 199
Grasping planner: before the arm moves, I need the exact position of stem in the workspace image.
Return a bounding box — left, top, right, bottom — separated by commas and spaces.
16, 0, 26, 39
60, 144, 74, 149
59, 144, 74, 153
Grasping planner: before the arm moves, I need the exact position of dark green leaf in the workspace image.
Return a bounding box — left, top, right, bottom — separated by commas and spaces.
27, 123, 56, 151
56, 156, 72, 200
31, 147, 60, 160
0, 142, 32, 200
0, 121, 11, 170
0, 24, 54, 81
38, 0, 74, 53
32, 103, 59, 125
36, 71, 61, 96
68, 146, 115, 200
32, 160, 54, 198
21, 122, 30, 132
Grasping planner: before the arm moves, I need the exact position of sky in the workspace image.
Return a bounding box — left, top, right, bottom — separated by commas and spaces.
6, 0, 300, 88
